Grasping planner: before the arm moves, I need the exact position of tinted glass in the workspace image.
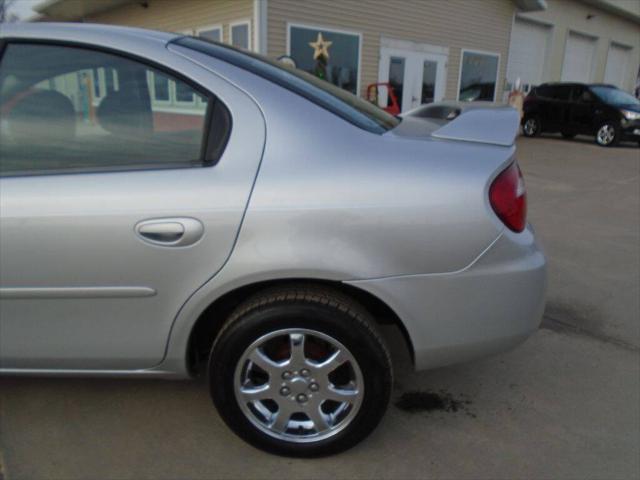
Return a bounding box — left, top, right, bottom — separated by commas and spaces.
421, 60, 437, 104
176, 36, 399, 134
289, 26, 360, 95
551, 86, 571, 101
176, 81, 196, 102
459, 51, 499, 102
0, 44, 211, 176
153, 72, 170, 101
534, 86, 551, 98
591, 86, 640, 106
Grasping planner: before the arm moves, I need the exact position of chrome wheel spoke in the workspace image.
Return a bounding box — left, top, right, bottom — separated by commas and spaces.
271, 403, 293, 432
325, 386, 359, 403
315, 348, 348, 376
307, 402, 331, 431
288, 332, 307, 366
238, 384, 271, 403
248, 349, 283, 377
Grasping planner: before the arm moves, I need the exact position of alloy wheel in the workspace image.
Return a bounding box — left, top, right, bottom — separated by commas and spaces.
523, 118, 538, 136
596, 124, 616, 146
234, 328, 364, 443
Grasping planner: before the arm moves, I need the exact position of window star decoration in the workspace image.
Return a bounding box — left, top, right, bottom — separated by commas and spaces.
308, 32, 332, 81
308, 32, 333, 60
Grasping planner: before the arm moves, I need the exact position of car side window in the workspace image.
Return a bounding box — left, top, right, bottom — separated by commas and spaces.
580, 89, 595, 103
535, 86, 551, 99
550, 86, 571, 101
0, 43, 230, 176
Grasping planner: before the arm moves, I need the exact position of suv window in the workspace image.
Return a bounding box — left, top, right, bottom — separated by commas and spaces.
571, 86, 595, 103
550, 85, 571, 101
0, 43, 230, 176
534, 85, 552, 99
535, 85, 571, 101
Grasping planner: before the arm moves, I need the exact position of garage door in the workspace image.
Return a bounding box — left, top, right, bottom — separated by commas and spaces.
604, 43, 632, 90
506, 18, 550, 92
562, 31, 597, 82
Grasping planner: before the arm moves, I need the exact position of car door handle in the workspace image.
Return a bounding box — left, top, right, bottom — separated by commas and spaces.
135, 218, 204, 247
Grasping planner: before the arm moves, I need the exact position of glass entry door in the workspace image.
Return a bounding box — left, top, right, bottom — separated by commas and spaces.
378, 46, 447, 113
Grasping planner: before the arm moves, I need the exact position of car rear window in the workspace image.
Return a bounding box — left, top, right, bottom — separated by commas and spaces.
173, 36, 400, 135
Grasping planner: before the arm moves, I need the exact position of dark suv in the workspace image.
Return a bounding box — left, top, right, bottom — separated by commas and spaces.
522, 83, 640, 147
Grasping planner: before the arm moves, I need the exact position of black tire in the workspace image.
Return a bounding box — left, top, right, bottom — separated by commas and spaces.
595, 121, 620, 147
209, 285, 393, 457
561, 131, 576, 139
522, 115, 541, 137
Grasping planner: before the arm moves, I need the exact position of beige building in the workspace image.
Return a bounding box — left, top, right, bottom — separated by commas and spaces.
507, 0, 640, 93
35, 0, 640, 112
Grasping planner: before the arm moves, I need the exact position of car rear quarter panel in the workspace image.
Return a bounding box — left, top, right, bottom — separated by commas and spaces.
172, 45, 515, 280
161, 46, 521, 375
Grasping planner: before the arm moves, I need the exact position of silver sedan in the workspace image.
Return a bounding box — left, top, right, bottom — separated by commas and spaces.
0, 23, 546, 456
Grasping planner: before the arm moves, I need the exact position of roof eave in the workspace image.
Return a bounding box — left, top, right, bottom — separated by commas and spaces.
34, 0, 134, 21
513, 0, 548, 12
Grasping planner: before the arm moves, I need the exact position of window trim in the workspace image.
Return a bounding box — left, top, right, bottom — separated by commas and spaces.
286, 22, 363, 97
0, 39, 232, 178
456, 48, 501, 102
229, 19, 252, 50
195, 24, 223, 43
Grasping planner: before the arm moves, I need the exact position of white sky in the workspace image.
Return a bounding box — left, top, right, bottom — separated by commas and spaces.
6, 0, 42, 20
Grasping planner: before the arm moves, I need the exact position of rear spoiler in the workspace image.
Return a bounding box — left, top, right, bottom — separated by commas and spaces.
402, 102, 520, 147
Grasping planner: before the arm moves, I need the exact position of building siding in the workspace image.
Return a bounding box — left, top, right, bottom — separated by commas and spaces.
267, 0, 515, 100
517, 0, 640, 91
87, 0, 254, 47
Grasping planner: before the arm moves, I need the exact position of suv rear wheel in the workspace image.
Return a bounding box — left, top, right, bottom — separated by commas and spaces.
522, 116, 541, 137
208, 285, 393, 457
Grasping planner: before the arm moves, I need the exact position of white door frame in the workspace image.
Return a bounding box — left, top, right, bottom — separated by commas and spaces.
378, 39, 448, 112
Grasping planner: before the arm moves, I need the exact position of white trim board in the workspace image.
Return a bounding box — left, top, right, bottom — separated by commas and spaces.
380, 37, 449, 56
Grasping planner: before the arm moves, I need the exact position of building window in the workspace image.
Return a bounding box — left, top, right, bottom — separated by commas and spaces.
458, 50, 500, 102
196, 25, 222, 43
288, 24, 361, 95
174, 80, 196, 104
230, 21, 250, 50
151, 72, 171, 102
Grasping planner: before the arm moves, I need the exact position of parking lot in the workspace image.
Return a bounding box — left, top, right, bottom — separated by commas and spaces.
0, 135, 638, 480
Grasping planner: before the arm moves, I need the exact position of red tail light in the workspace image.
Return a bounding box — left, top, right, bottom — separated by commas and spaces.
489, 162, 527, 232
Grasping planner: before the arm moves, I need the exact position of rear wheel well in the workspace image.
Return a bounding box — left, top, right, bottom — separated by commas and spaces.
186, 279, 414, 376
